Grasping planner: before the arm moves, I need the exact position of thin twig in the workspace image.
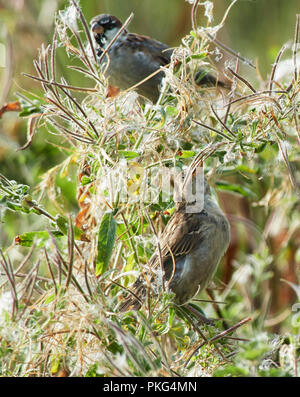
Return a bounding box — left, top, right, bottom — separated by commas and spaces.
0, 250, 18, 318
44, 247, 57, 296
185, 317, 251, 368
47, 118, 95, 144
67, 65, 102, 84
23, 261, 41, 305
278, 82, 294, 101
17, 260, 41, 321
293, 14, 300, 83
225, 90, 285, 111
206, 33, 255, 69
47, 229, 63, 285
210, 104, 235, 137
70, 0, 98, 64
71, 27, 95, 74
224, 55, 239, 124
22, 73, 98, 92
57, 84, 99, 138
268, 45, 287, 94
108, 321, 152, 375
206, 287, 229, 329
51, 30, 60, 99
136, 313, 172, 374
227, 67, 256, 93
120, 213, 139, 264
144, 208, 165, 292
46, 96, 88, 133
276, 137, 299, 196
191, 0, 200, 32
0, 243, 36, 289
192, 119, 234, 141
293, 109, 300, 144
65, 215, 74, 289
192, 298, 226, 304
83, 260, 93, 299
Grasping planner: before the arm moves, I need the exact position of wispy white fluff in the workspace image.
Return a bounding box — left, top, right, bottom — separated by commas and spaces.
0, 291, 13, 324
59, 3, 78, 32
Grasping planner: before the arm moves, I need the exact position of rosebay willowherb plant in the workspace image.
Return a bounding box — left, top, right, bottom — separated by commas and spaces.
0, 0, 299, 377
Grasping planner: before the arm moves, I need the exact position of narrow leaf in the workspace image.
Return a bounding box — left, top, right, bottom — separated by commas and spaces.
215, 181, 256, 197
96, 212, 117, 276
14, 230, 63, 247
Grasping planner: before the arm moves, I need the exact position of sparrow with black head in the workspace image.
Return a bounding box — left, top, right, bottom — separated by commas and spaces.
90, 14, 227, 102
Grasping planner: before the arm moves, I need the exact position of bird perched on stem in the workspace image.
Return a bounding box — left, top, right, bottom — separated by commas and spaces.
90, 14, 227, 102
119, 170, 230, 312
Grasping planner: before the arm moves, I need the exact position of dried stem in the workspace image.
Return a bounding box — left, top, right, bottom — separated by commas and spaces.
227, 67, 256, 93
206, 33, 255, 69
224, 55, 239, 124
210, 104, 236, 137
293, 14, 300, 83
44, 247, 58, 296
71, 0, 98, 64
65, 215, 74, 289
192, 119, 234, 141
268, 45, 287, 94
185, 317, 251, 367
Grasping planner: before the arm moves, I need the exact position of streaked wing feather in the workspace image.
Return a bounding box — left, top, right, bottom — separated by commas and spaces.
126, 33, 172, 66
119, 209, 215, 311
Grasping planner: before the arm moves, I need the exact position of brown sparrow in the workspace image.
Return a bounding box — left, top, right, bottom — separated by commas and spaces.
90, 14, 226, 102
119, 174, 230, 311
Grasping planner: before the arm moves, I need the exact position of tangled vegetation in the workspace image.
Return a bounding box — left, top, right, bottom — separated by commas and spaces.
0, 0, 299, 377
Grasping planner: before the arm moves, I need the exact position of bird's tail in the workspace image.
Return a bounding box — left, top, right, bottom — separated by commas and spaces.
194, 69, 230, 90
118, 281, 146, 312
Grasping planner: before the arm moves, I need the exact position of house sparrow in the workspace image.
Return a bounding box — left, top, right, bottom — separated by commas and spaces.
119, 173, 230, 311
90, 14, 227, 102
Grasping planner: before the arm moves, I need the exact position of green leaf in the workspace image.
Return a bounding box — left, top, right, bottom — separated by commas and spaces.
50, 354, 61, 375
191, 53, 207, 60
53, 215, 88, 240
258, 368, 292, 377
14, 230, 64, 247
166, 106, 179, 117
118, 150, 140, 159
235, 165, 257, 174
56, 215, 68, 235
85, 363, 104, 377
215, 181, 256, 197
81, 176, 92, 185
255, 142, 267, 153
0, 196, 29, 213
19, 106, 43, 117
214, 365, 248, 377
168, 307, 175, 329
44, 294, 55, 304
18, 98, 43, 117
95, 212, 117, 276
176, 150, 196, 159
243, 346, 269, 360
154, 106, 167, 127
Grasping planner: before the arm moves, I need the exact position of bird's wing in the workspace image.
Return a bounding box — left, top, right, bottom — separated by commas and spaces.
149, 209, 215, 277
119, 208, 216, 311
126, 33, 172, 67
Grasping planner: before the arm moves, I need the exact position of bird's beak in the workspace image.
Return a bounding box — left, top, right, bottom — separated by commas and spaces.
91, 22, 104, 35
